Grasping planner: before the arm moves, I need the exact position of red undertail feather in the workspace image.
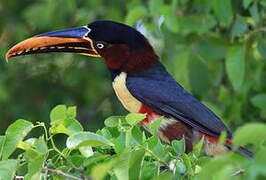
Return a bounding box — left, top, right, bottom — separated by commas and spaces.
138, 104, 160, 125
199, 132, 232, 144
200, 132, 254, 158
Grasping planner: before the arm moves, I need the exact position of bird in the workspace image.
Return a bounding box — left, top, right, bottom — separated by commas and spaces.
5, 20, 253, 158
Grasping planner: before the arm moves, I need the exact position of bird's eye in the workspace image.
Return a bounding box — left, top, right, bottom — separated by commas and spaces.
96, 43, 105, 49
94, 41, 109, 50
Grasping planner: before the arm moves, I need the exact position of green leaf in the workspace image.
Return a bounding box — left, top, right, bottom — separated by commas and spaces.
193, 37, 228, 61
198, 154, 240, 179
251, 94, 266, 110
67, 106, 77, 118
83, 153, 109, 167
193, 137, 204, 157
125, 6, 148, 26
140, 161, 158, 179
91, 159, 117, 180
125, 113, 146, 126
148, 117, 163, 135
218, 131, 227, 145
131, 126, 144, 144
161, 3, 179, 33
178, 15, 216, 34
252, 147, 266, 176
113, 133, 126, 154
146, 136, 165, 159
233, 123, 266, 146
35, 136, 48, 153
129, 149, 145, 180
172, 139, 185, 154
243, 0, 253, 8
175, 160, 187, 174
17, 141, 32, 151
69, 154, 85, 167
67, 132, 114, 149
97, 128, 113, 139
0, 136, 6, 159
226, 45, 245, 91
114, 152, 130, 180
149, 0, 163, 17
50, 104, 67, 122
49, 105, 83, 136
2, 119, 33, 159
50, 118, 83, 136
257, 40, 266, 58
182, 154, 193, 175
79, 146, 94, 158
231, 16, 248, 37
153, 172, 173, 180
0, 159, 18, 180
250, 2, 260, 24
126, 129, 137, 147
188, 55, 209, 94
104, 116, 124, 127
212, 0, 233, 26
24, 148, 45, 180
20, 136, 48, 154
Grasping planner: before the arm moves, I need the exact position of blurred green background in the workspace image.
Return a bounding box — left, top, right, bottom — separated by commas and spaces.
0, 0, 266, 134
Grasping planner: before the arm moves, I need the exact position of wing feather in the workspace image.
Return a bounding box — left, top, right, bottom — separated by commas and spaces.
126, 64, 232, 138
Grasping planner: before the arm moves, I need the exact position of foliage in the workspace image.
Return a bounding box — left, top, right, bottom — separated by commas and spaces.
1, 0, 266, 179
0, 105, 265, 179
1, 0, 266, 133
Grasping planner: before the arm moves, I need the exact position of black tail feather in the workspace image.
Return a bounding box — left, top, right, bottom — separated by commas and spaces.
235, 146, 254, 158
225, 144, 254, 158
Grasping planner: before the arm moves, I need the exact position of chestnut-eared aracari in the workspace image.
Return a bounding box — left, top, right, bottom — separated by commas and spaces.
6, 21, 253, 158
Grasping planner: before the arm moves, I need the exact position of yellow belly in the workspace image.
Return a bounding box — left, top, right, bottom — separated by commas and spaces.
112, 72, 142, 113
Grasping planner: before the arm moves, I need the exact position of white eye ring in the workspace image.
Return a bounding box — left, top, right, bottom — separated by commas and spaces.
96, 43, 104, 49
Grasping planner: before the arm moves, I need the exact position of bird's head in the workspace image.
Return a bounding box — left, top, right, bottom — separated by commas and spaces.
6, 21, 158, 73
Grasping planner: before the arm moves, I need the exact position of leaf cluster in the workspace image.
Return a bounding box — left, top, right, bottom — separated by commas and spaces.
0, 105, 265, 180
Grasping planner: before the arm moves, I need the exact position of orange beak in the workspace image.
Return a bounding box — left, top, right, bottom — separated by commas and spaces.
5, 26, 100, 62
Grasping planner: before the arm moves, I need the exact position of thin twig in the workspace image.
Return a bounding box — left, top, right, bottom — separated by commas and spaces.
230, 169, 245, 176
46, 168, 83, 180
142, 146, 169, 168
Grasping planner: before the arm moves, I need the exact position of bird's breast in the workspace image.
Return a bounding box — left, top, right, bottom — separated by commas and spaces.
112, 72, 165, 125
111, 72, 172, 126
112, 72, 142, 113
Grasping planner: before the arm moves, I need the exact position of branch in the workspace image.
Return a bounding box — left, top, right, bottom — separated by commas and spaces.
46, 168, 84, 180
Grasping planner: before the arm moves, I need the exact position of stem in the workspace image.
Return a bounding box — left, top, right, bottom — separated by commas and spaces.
50, 136, 66, 158
46, 168, 84, 180
49, 135, 77, 168
34, 122, 49, 141
142, 146, 169, 167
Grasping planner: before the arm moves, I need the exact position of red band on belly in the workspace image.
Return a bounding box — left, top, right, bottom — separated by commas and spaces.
138, 104, 160, 124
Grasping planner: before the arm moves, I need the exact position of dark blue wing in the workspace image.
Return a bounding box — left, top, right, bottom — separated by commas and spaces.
126, 64, 232, 138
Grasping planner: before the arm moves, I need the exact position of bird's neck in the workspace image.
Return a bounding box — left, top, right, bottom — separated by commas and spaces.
109, 61, 166, 81
102, 40, 159, 73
